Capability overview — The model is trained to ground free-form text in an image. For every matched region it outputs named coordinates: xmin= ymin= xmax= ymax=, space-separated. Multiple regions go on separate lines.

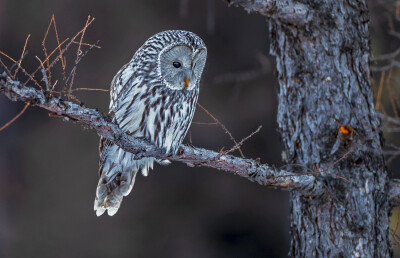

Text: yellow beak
xmin=184 ymin=78 xmax=190 ymax=88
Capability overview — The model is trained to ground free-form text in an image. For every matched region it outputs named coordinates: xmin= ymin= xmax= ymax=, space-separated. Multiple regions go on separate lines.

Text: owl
xmin=94 ymin=30 xmax=207 ymax=216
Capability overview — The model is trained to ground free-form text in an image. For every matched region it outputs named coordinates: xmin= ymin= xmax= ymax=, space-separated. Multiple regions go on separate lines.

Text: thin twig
xmin=192 ymin=121 xmax=218 ymax=125
xmin=385 ymin=69 xmax=399 ymax=118
xmin=66 ymin=15 xmax=92 ymax=98
xmin=387 ymin=150 xmax=400 ymax=163
xmin=197 ymin=102 xmax=245 ymax=157
xmin=371 ymin=60 xmax=400 ymax=72
xmin=72 ymin=88 xmax=108 ymax=92
xmin=42 ymin=15 xmax=53 ymax=86
xmin=373 ymin=47 xmax=400 ymax=61
xmin=378 ymin=112 xmax=400 ymax=126
xmin=42 ymin=14 xmax=66 ymax=83
xmin=35 ymin=56 xmax=50 ymax=90
xmin=375 ymin=71 xmax=385 ymax=111
xmin=32 ymin=38 xmax=69 ymax=88
xmin=0 ymin=58 xmax=12 ymax=77
xmin=0 ymin=103 xmax=30 ymax=132
xmin=0 ymin=50 xmax=18 ymax=63
xmin=71 ymin=41 xmax=101 ymax=48
xmin=13 ymin=34 xmax=30 ymax=78
xmin=213 ymin=53 xmax=269 ymax=85
xmin=24 ymin=16 xmax=95 ymax=87
xmin=0 ymin=49 xmax=43 ymax=90
xmin=224 ymin=125 xmax=262 ymax=155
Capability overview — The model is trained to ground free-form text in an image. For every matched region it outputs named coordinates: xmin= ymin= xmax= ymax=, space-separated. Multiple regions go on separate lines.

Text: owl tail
xmin=94 ymin=139 xmax=154 ymax=216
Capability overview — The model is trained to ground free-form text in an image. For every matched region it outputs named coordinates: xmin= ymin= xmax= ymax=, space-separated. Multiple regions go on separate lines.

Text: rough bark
xmin=230 ymin=0 xmax=392 ymax=257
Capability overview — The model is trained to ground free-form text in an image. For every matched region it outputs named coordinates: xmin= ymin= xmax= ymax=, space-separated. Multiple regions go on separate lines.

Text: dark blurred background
xmin=0 ymin=0 xmax=400 ymax=257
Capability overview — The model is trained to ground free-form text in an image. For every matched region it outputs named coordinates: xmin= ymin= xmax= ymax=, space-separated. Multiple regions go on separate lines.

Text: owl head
xmin=139 ymin=30 xmax=207 ymax=91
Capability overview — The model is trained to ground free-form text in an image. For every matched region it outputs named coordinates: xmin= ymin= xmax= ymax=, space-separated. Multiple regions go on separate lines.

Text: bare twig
xmin=213 ymin=53 xmax=270 ymax=84
xmin=0 ymin=49 xmax=43 ymax=90
xmin=42 ymin=14 xmax=66 ymax=84
xmin=35 ymin=56 xmax=50 ymax=90
xmin=24 ymin=16 xmax=95 ymax=87
xmin=224 ymin=125 xmax=262 ymax=155
xmin=0 ymin=102 xmax=30 ymax=132
xmin=0 ymin=50 xmax=17 ymax=63
xmin=385 ymin=69 xmax=399 ymax=118
xmin=197 ymin=102 xmax=245 ymax=157
xmin=65 ymin=38 xmax=100 ymax=97
xmin=66 ymin=15 xmax=92 ymax=98
xmin=71 ymin=87 xmax=108 ymax=92
xmin=0 ymin=58 xmax=12 ymax=77
xmin=371 ymin=60 xmax=400 ymax=72
xmin=373 ymin=48 xmax=400 ymax=61
xmin=375 ymin=71 xmax=385 ymax=111
xmin=378 ymin=112 xmax=400 ymax=126
xmin=13 ymin=34 xmax=30 ymax=78
xmin=192 ymin=121 xmax=218 ymax=125
xmin=71 ymin=41 xmax=101 ymax=48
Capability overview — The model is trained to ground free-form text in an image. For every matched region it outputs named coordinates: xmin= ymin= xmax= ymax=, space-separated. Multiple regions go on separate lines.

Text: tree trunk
xmin=267 ymin=0 xmax=392 ymax=256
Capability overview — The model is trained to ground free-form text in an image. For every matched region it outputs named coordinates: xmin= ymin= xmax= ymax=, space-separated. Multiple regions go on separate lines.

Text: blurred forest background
xmin=0 ymin=0 xmax=400 ymax=257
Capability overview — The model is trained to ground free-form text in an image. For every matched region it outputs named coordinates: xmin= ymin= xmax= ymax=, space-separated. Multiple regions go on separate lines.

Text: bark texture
xmin=231 ymin=0 xmax=392 ymax=256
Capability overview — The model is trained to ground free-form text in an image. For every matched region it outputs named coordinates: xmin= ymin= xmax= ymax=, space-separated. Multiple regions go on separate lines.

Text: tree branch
xmin=0 ymin=72 xmax=324 ymax=195
xmin=227 ymin=0 xmax=312 ymax=25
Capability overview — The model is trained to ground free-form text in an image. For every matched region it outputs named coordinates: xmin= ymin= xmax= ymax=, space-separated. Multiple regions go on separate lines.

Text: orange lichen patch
xmin=184 ymin=78 xmax=190 ymax=88
xmin=339 ymin=125 xmax=353 ymax=135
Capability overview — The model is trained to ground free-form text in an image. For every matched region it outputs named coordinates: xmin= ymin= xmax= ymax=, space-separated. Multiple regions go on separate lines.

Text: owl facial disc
xmin=158 ymin=43 xmax=206 ymax=91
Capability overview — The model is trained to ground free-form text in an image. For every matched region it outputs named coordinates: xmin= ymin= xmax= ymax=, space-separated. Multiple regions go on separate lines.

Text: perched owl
xmin=94 ymin=30 xmax=207 ymax=216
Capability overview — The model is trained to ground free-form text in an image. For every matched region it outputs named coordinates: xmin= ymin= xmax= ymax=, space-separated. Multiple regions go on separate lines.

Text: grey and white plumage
xmin=94 ymin=30 xmax=207 ymax=216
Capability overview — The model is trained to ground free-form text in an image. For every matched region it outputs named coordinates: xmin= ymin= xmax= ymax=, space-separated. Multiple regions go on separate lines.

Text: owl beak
xmin=184 ymin=78 xmax=190 ymax=88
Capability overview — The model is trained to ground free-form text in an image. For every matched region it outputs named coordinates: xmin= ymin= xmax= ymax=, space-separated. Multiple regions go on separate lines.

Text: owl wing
xmin=98 ymin=60 xmax=144 ymax=176
xmin=95 ymin=60 xmax=152 ymax=216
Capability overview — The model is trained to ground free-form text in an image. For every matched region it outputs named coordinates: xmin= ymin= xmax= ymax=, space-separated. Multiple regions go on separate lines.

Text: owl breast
xmin=120 ymin=81 xmax=198 ymax=154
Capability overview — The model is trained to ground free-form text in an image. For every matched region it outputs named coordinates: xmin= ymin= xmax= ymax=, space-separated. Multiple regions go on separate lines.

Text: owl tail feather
xmin=94 ymin=153 xmax=156 ymax=216
xmin=94 ymin=169 xmax=138 ymax=216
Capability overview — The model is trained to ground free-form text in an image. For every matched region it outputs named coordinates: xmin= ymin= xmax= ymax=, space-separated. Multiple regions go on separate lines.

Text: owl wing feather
xmin=95 ymin=60 xmax=153 ymax=216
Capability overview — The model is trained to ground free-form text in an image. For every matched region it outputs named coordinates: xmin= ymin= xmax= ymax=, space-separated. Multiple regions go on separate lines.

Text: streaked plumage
xmin=94 ymin=30 xmax=207 ymax=216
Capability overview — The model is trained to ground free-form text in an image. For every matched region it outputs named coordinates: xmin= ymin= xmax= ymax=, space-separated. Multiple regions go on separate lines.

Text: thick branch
xmin=228 ymin=0 xmax=312 ymax=25
xmin=0 ymin=72 xmax=323 ymax=194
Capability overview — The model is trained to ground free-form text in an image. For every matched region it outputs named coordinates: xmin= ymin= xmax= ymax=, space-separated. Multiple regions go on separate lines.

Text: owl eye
xmin=172 ymin=61 xmax=181 ymax=68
